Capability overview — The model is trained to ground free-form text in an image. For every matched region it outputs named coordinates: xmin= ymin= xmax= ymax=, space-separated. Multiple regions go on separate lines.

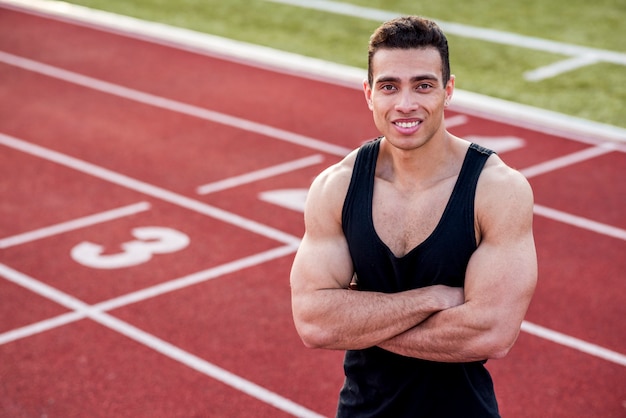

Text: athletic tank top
xmin=338 ymin=138 xmax=500 ymax=418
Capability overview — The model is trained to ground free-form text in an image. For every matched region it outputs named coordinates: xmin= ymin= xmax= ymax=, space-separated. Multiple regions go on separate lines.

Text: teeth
xmin=395 ymin=121 xmax=420 ymax=128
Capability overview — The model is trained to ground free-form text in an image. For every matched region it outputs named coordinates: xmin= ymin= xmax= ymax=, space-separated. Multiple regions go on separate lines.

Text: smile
xmin=394 ymin=120 xmax=421 ymax=128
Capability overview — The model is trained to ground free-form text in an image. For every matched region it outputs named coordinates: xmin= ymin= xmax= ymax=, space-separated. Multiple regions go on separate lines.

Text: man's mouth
xmin=394 ymin=120 xmax=421 ymax=128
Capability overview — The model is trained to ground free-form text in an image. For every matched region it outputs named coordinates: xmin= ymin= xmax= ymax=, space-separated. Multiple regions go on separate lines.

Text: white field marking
xmin=510 ymin=143 xmax=624 ymax=240
xmin=521 ymin=321 xmax=626 ymax=367
xmin=466 ymin=136 xmax=525 ymax=154
xmin=95 ymin=313 xmax=326 ymax=418
xmin=533 ymin=205 xmax=626 ymax=242
xmin=0 ymin=262 xmax=324 ymax=418
xmin=520 ymin=142 xmax=619 ymax=179
xmin=0 ymin=264 xmax=94 ymax=312
xmin=93 ymin=244 xmax=297 ymax=312
xmin=0 ymin=245 xmax=295 ymax=342
xmin=3 ymin=250 xmax=625 ymax=371
xmin=197 ymin=154 xmax=324 ymax=195
xmin=450 ymin=90 xmax=626 ymax=145
xmin=0 ymin=133 xmax=301 ymax=247
xmin=0 ymin=201 xmax=151 ymax=249
xmin=444 ymin=114 xmax=469 ymax=129
xmin=0 ymin=51 xmax=351 ymax=158
xmin=263 ymin=0 xmax=626 ymax=71
xmin=259 ymin=189 xmax=309 ymax=213
xmin=2 ymin=0 xmax=625 ymax=144
xmin=524 ymin=54 xmax=601 ymax=82
xmin=0 ymin=311 xmax=86 ymax=346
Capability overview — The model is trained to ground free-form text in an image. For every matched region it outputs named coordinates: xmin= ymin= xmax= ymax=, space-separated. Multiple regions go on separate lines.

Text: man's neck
xmin=377 ymin=132 xmax=466 ymax=191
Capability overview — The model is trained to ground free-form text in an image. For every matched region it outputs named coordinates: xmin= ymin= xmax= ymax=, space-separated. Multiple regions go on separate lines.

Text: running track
xmin=0 ymin=2 xmax=625 ymax=417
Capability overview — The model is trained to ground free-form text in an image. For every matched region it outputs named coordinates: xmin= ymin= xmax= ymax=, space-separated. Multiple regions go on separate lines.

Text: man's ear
xmin=363 ymin=79 xmax=373 ymax=110
xmin=444 ymin=74 xmax=455 ymax=107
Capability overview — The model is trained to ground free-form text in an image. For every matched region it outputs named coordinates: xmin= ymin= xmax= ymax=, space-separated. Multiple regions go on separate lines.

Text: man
xmin=290 ymin=16 xmax=537 ymax=417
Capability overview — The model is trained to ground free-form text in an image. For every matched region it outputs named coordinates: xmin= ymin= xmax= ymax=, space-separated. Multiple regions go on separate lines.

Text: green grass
xmin=64 ymin=0 xmax=626 ymax=129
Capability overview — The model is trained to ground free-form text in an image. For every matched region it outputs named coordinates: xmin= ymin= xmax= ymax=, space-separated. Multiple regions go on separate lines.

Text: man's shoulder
xmin=480 ymin=154 xmax=532 ymax=194
xmin=312 ymin=147 xmax=359 ymax=192
xmin=475 ymin=153 xmax=534 ymax=234
xmin=304 ymin=147 xmax=360 ymax=223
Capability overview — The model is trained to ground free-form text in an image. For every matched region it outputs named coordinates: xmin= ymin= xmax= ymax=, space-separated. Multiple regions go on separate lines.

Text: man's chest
xmin=372 ymin=179 xmax=455 ymax=258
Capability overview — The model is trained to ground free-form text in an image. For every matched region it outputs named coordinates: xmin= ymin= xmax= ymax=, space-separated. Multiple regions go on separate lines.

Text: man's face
xmin=364 ymin=47 xmax=454 ymax=151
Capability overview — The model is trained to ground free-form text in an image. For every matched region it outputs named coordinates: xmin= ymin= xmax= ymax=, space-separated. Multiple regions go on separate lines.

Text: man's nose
xmin=394 ymin=90 xmax=418 ymax=113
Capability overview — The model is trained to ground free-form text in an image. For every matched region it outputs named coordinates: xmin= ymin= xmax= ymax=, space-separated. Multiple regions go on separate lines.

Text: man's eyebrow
xmin=411 ymin=74 xmax=439 ymax=82
xmin=374 ymin=75 xmax=400 ymax=84
xmin=374 ymin=74 xmax=440 ymax=84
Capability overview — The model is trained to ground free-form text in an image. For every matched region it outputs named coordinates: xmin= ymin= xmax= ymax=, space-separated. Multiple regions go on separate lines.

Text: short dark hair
xmin=367 ymin=16 xmax=450 ymax=87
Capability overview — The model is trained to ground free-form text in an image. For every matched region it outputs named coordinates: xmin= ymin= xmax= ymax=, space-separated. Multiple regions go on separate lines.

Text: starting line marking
xmin=533 ymin=205 xmax=626 ymax=242
xmin=521 ymin=321 xmax=626 ymax=367
xmin=0 ymin=258 xmax=324 ymax=418
xmin=0 ymin=201 xmax=151 ymax=249
xmin=0 ymin=245 xmax=296 ymax=345
xmin=197 ymin=154 xmax=324 ymax=195
xmin=0 ymin=132 xmax=302 ymax=248
xmin=520 ymin=142 xmax=619 ymax=179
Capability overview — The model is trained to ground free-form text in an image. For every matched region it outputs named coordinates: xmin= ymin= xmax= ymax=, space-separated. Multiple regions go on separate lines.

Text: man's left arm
xmin=378 ymin=161 xmax=538 ymax=362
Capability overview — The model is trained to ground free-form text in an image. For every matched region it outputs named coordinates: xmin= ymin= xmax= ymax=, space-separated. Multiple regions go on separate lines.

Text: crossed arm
xmin=290 ymin=156 xmax=537 ymax=362
xmin=290 ymin=229 xmax=464 ymax=350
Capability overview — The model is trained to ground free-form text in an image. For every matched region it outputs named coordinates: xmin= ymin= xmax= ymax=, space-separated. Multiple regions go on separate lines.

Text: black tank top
xmin=338 ymin=138 xmax=500 ymax=417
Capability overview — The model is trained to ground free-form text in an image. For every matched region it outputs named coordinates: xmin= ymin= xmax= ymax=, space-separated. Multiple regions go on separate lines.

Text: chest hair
xmin=372 ymin=176 xmax=457 ymax=257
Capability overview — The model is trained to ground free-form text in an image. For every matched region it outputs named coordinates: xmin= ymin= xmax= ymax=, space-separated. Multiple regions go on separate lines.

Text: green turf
xmin=62 ymin=0 xmax=626 ymax=129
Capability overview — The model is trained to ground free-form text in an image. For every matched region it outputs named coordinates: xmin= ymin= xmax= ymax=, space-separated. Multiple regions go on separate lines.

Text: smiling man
xmin=290 ymin=16 xmax=538 ymax=417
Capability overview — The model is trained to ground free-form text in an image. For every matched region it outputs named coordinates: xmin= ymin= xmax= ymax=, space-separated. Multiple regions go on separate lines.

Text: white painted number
xmin=71 ymin=226 xmax=190 ymax=269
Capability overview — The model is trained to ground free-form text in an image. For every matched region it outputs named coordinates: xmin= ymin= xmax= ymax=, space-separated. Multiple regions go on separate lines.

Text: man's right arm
xmin=290 ymin=158 xmax=463 ymax=350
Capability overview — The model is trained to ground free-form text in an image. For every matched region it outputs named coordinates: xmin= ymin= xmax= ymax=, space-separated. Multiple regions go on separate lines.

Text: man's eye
xmin=417 ymin=83 xmax=432 ymax=90
xmin=381 ymin=84 xmax=396 ymax=91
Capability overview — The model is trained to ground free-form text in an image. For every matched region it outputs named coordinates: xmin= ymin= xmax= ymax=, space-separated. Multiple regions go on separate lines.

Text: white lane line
xmin=533 ymin=205 xmax=626 ymax=241
xmin=520 ymin=143 xmax=618 ymax=179
xmin=0 ymin=245 xmax=295 ymax=343
xmin=0 ymin=201 xmax=151 ymax=249
xmin=0 ymin=311 xmax=86 ymax=346
xmin=517 ymin=143 xmax=626 ymax=241
xmin=0 ymin=248 xmax=325 ymax=418
xmin=197 ymin=154 xmax=324 ymax=195
xmin=2 ymin=254 xmax=624 ymax=372
xmin=0 ymin=50 xmax=352 ymax=158
xmin=97 ymin=314 xmax=326 ymax=418
xmin=0 ymin=133 xmax=301 ymax=247
xmin=521 ymin=321 xmax=626 ymax=367
xmin=444 ymin=114 xmax=469 ymax=129
xmin=94 ymin=245 xmax=297 ymax=312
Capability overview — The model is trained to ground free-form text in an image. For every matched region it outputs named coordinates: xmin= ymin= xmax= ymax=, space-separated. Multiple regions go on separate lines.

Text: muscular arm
xmin=290 ymin=157 xmax=464 ymax=350
xmin=378 ymin=160 xmax=538 ymax=361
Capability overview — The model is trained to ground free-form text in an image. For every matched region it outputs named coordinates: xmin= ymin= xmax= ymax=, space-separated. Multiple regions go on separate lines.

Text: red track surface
xmin=1 ymin=4 xmax=625 ymax=418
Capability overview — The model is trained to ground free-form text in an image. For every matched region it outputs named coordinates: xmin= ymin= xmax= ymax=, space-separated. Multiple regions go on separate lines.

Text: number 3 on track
xmin=71 ymin=227 xmax=190 ymax=269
